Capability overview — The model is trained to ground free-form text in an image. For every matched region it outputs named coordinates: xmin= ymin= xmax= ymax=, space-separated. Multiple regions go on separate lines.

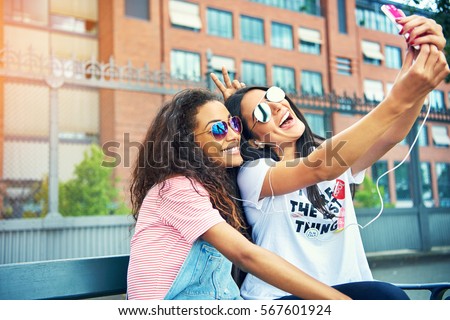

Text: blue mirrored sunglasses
xmin=197 ymin=116 xmax=242 ymax=141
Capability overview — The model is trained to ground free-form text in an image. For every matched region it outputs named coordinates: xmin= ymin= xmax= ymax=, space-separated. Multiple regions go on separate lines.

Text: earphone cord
xmin=357 ymin=93 xmax=433 ymax=230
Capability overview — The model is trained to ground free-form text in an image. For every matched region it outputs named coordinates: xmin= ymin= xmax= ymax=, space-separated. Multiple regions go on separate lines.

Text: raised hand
xmin=210 ymin=66 xmax=245 ymax=102
xmin=390 ymin=44 xmax=449 ymax=105
xmin=396 ymin=15 xmax=446 ymax=51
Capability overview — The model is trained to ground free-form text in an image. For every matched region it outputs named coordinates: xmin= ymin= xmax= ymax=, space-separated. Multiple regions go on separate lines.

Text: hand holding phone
xmin=381 ymin=4 xmax=420 ymax=50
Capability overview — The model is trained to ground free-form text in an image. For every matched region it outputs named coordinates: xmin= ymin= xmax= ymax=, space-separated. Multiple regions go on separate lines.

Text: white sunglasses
xmin=250 ymin=86 xmax=286 ymax=133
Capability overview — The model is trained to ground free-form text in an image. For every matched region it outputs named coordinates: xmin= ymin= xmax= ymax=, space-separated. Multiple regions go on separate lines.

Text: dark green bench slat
xmin=0 ymin=255 xmax=129 ymax=300
xmin=396 ymin=283 xmax=450 ymax=300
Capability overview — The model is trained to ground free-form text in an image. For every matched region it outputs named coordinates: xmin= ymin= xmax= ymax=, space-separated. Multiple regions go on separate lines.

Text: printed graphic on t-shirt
xmin=289 ymin=179 xmax=346 ymax=240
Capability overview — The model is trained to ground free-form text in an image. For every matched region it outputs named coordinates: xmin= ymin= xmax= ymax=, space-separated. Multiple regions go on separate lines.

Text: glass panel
xmin=242 ymin=61 xmax=266 ymax=86
xmin=436 ymin=163 xmax=450 ymax=207
xmin=394 ymin=161 xmax=412 ymax=207
xmin=337 ymin=57 xmax=351 ymax=76
xmin=301 ymin=71 xmax=323 ymax=96
xmin=170 ymin=50 xmax=201 ymax=81
xmin=51 ymin=33 xmax=98 ymax=60
xmin=240 ymin=15 xmax=264 ymax=44
xmin=125 ymin=0 xmax=149 ymax=20
xmin=430 ymin=90 xmax=445 ymax=111
xmin=337 ymin=0 xmax=347 ymax=33
xmin=4 ymin=26 xmax=50 ymax=56
xmin=50 ymin=0 xmax=98 ymax=21
xmin=4 ymin=0 xmax=48 ymax=26
xmin=271 ymin=22 xmax=293 ymax=50
xmin=207 ymin=8 xmax=233 ymax=38
xmin=50 ymin=15 xmax=97 ymax=34
xmin=304 ymin=113 xmax=325 ymax=137
xmin=420 ymin=162 xmax=433 ymax=207
xmin=272 ymin=66 xmax=296 ymax=93
xmin=363 ymin=79 xmax=384 ymax=102
xmin=418 ymin=125 xmax=428 ymax=147
xmin=249 ymin=0 xmax=320 ymax=16
xmin=300 ymin=41 xmax=320 ymax=55
xmin=355 ymin=7 xmax=399 ymax=35
xmin=372 ymin=161 xmax=390 ymax=203
xmin=385 ymin=46 xmax=402 ymax=69
xmin=169 ymin=0 xmax=202 ymax=31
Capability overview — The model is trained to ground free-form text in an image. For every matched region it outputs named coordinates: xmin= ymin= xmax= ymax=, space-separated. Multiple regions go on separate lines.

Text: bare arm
xmin=350 ymin=17 xmax=448 ymax=174
xmin=201 ymin=222 xmax=351 ymax=300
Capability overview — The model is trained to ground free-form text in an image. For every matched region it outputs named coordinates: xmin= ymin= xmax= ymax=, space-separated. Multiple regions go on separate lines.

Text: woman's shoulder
xmin=158 ymin=175 xmax=208 ymax=196
xmin=241 ymin=157 xmax=276 ymax=169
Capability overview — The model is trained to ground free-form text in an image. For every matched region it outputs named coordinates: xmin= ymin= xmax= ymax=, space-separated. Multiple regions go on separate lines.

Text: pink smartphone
xmin=381 ymin=4 xmax=420 ymax=50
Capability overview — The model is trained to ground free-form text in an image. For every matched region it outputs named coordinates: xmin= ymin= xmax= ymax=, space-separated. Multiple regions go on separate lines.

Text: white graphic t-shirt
xmin=238 ymin=158 xmax=373 ymax=300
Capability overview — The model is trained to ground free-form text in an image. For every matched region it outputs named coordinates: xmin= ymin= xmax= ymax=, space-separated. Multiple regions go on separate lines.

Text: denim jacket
xmin=164 ymin=239 xmax=242 ymax=300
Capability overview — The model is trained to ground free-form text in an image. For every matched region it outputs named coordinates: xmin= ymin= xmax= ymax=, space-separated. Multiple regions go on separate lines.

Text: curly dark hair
xmin=129 ymin=88 xmax=247 ymax=234
xmin=225 ymin=86 xmax=328 ymax=214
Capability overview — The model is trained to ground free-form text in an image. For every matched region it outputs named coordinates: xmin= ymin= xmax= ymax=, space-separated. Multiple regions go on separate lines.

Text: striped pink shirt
xmin=127 ymin=176 xmax=224 ymax=300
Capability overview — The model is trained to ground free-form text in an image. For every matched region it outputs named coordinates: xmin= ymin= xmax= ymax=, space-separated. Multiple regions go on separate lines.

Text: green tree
xmin=35 ymin=145 xmax=129 ymax=216
xmin=354 ymin=176 xmax=393 ymax=209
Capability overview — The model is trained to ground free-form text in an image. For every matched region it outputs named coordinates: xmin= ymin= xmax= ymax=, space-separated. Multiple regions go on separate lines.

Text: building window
xmin=207 ymin=8 xmax=233 ymax=39
xmin=420 ymin=162 xmax=433 ymax=207
xmin=272 ymin=66 xmax=296 ymax=93
xmin=385 ymin=46 xmax=402 ymax=69
xmin=336 ymin=57 xmax=352 ymax=76
xmin=271 ymin=22 xmax=293 ymax=50
xmin=250 ymin=0 xmax=320 ymax=16
xmin=431 ymin=126 xmax=450 ymax=148
xmin=362 ymin=41 xmax=384 ymax=66
xmin=242 ymin=61 xmax=266 ymax=86
xmin=363 ymin=79 xmax=384 ymax=103
xmin=394 ymin=161 xmax=412 ymax=207
xmin=170 ymin=50 xmax=201 ymax=81
xmin=430 ymin=90 xmax=446 ymax=112
xmin=5 ymin=26 xmax=50 ymax=56
xmin=301 ymin=71 xmax=323 ymax=96
xmin=240 ymin=15 xmax=264 ymax=44
xmin=298 ymin=27 xmax=321 ymax=55
xmin=210 ymin=56 xmax=236 ymax=82
xmin=125 ymin=0 xmax=149 ymax=20
xmin=337 ymin=0 xmax=347 ymax=34
xmin=356 ymin=7 xmax=399 ymax=35
xmin=169 ymin=0 xmax=202 ymax=31
xmin=50 ymin=0 xmax=98 ymax=34
xmin=371 ymin=161 xmax=390 ymax=203
xmin=436 ymin=162 xmax=450 ymax=207
xmin=304 ymin=113 xmax=325 ymax=137
xmin=4 ymin=0 xmax=48 ymax=26
xmin=51 ymin=33 xmax=98 ymax=60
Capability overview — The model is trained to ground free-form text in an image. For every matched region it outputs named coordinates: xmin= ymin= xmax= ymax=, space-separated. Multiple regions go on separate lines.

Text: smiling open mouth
xmin=222 ymin=145 xmax=240 ymax=154
xmin=279 ymin=112 xmax=294 ymax=128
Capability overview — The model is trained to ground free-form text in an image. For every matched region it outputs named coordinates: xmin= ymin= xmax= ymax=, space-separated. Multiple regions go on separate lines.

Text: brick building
xmin=1 ymin=0 xmax=449 ymax=217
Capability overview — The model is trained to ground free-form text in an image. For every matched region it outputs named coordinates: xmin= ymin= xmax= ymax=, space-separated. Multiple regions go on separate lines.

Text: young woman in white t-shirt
xmin=211 ymin=16 xmax=448 ymax=299
xmin=127 ymin=88 xmax=352 ymax=300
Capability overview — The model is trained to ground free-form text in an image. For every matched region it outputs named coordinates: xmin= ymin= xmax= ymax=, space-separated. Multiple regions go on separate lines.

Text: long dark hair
xmin=130 ymin=88 xmax=247 ymax=233
xmin=225 ymin=86 xmax=328 ymax=213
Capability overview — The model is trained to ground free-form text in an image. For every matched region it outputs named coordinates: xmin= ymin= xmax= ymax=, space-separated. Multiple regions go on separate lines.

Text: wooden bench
xmin=0 ymin=255 xmax=449 ymax=300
